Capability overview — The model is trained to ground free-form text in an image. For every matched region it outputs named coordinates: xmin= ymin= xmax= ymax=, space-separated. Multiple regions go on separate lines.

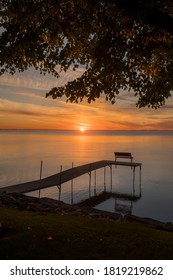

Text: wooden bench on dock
xmin=114 ymin=152 xmax=133 ymax=166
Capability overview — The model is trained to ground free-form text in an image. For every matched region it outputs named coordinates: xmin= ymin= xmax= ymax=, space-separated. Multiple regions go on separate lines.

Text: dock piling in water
xmin=38 ymin=159 xmax=43 ymax=198
xmin=71 ymin=162 xmax=74 ymax=204
xmin=57 ymin=165 xmax=62 ymax=200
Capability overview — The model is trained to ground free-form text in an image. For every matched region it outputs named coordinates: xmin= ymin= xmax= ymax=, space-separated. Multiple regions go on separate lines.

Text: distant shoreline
xmin=1 ymin=129 xmax=173 ymax=136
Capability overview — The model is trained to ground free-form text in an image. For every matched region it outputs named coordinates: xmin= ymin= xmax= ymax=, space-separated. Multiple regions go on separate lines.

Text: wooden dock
xmin=0 ymin=160 xmax=142 ymax=195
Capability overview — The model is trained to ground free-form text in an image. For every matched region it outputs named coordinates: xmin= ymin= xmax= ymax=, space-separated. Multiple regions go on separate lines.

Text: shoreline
xmin=1 ymin=192 xmax=173 ymax=232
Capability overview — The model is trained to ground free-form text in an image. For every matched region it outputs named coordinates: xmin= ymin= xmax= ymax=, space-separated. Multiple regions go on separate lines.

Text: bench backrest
xmin=114 ymin=152 xmax=133 ymax=161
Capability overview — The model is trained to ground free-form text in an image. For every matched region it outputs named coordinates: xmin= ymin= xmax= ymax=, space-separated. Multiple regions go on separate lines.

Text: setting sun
xmin=80 ymin=127 xmax=85 ymax=132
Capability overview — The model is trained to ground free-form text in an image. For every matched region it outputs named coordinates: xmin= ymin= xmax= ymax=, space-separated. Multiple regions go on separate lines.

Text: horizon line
xmin=1 ymin=128 xmax=173 ymax=132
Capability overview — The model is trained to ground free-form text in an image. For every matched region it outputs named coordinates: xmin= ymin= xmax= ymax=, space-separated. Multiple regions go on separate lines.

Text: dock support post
xmin=57 ymin=165 xmax=62 ymax=200
xmin=88 ymin=164 xmax=92 ymax=198
xmin=139 ymin=165 xmax=142 ymax=196
xmin=94 ymin=170 xmax=96 ymax=195
xmin=109 ymin=165 xmax=113 ymax=192
xmin=71 ymin=162 xmax=74 ymax=204
xmin=39 ymin=160 xmax=43 ymax=198
xmin=104 ymin=166 xmax=106 ymax=191
xmin=88 ymin=170 xmax=91 ymax=198
xmin=133 ymin=166 xmax=135 ymax=195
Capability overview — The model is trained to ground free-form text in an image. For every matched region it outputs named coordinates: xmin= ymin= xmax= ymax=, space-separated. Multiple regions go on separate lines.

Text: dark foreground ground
xmin=0 ymin=193 xmax=173 ymax=259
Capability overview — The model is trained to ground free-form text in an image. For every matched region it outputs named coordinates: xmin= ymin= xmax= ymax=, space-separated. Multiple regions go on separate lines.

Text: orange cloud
xmin=0 ymin=69 xmax=173 ymax=131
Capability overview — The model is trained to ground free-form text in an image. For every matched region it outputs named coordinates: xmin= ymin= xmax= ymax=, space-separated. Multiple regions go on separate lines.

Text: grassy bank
xmin=0 ymin=205 xmax=173 ymax=259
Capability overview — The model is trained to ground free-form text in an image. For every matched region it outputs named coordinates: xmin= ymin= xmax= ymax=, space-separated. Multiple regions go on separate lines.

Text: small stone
xmin=47 ymin=236 xmax=53 ymax=240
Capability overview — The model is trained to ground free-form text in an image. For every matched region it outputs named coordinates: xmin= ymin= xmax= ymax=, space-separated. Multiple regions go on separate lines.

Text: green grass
xmin=0 ymin=205 xmax=173 ymax=259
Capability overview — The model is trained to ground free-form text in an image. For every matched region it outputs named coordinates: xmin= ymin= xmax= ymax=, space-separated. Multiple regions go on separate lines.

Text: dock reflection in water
xmin=77 ymin=190 xmax=142 ymax=217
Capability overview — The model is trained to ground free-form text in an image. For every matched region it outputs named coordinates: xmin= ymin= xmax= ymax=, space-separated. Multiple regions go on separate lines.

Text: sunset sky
xmin=0 ymin=67 xmax=173 ymax=131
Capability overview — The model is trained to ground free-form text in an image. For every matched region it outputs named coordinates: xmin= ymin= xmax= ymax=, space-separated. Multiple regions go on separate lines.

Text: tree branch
xmin=116 ymin=0 xmax=173 ymax=35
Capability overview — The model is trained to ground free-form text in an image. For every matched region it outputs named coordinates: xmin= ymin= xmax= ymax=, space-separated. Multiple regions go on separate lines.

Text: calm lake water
xmin=0 ymin=130 xmax=173 ymax=222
